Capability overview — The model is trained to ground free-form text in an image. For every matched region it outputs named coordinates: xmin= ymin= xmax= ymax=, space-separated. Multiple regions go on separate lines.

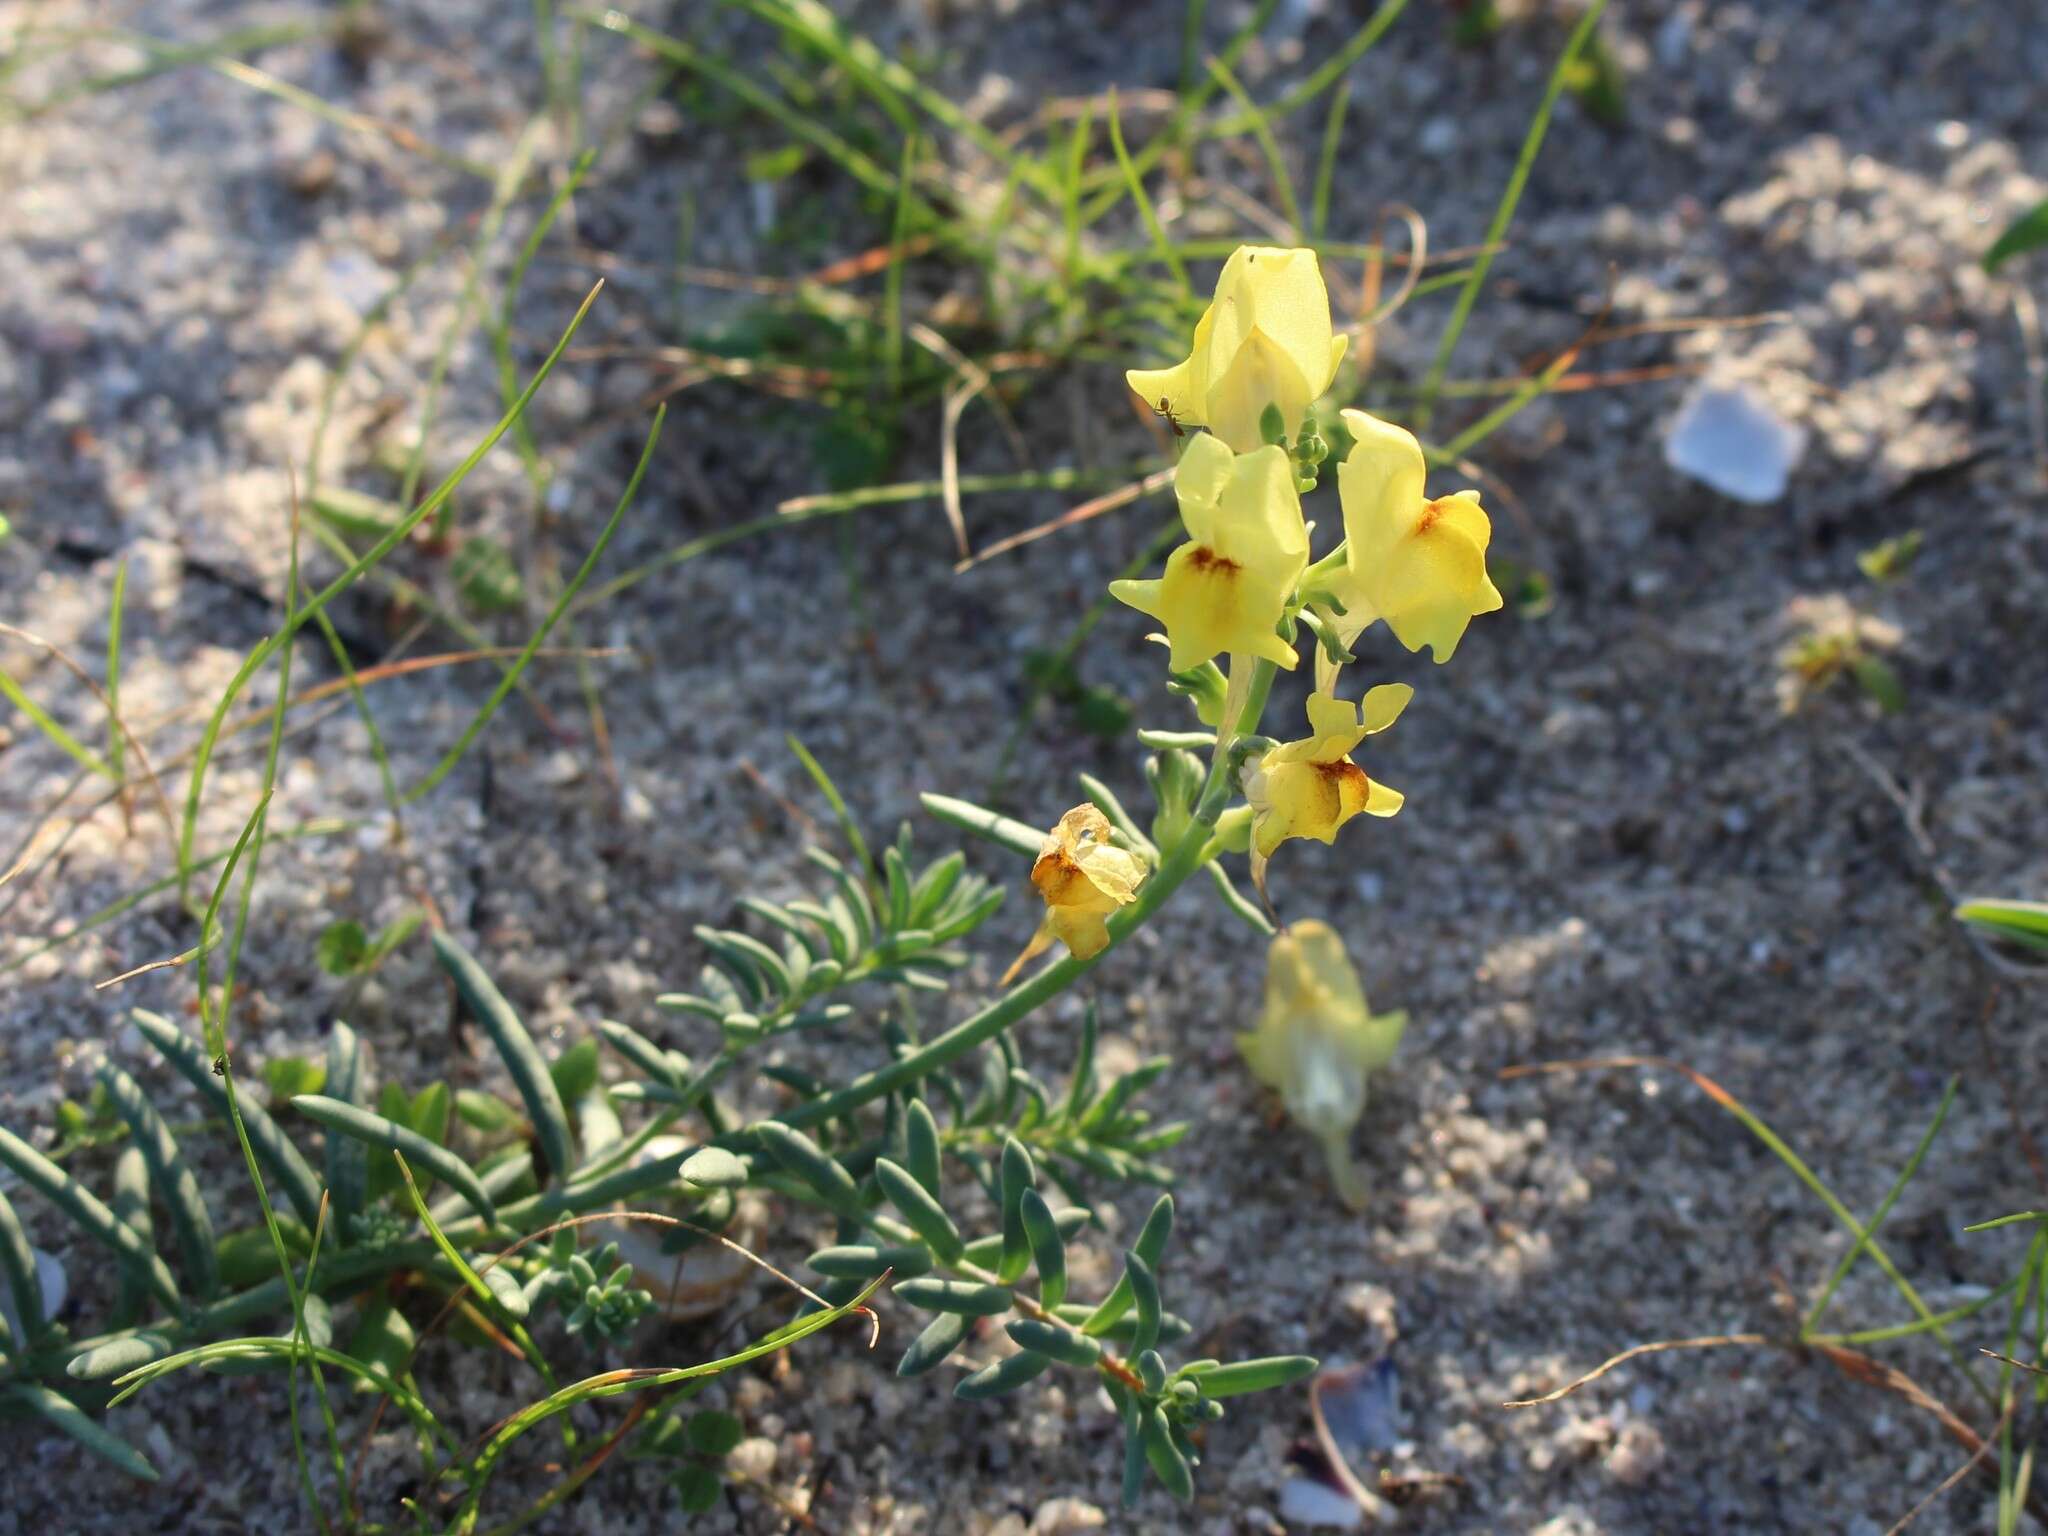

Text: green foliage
xmin=1984 ymin=197 xmax=2048 ymax=271
xmin=450 ymin=534 xmax=524 ymax=614
xmin=1857 ymin=529 xmax=1923 ymax=584
xmin=315 ymin=909 xmax=422 ymax=977
xmin=1955 ymin=897 xmax=2048 ymax=955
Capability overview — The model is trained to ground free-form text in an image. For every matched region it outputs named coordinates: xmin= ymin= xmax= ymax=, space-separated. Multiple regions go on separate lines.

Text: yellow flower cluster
xmin=1013 ymin=242 xmax=1501 ymax=971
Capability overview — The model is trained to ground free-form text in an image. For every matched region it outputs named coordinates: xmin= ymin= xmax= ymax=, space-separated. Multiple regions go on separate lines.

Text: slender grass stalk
xmin=176 ymin=282 xmax=603 ymax=895
xmin=773 ymin=660 xmax=1278 ymax=1135
xmin=0 ymin=668 xmax=116 ymax=779
xmin=493 ymin=148 xmax=598 ymax=501
xmin=1204 ymin=55 xmax=1302 ymax=238
xmin=450 ymin=1276 xmax=883 ymax=1533
xmin=105 ymin=557 xmax=127 ymax=781
xmin=1800 ymin=1076 xmax=1958 ymax=1338
xmin=1413 ymin=0 xmax=1608 ymax=432
xmin=407 ymin=117 xmax=546 ymax=528
xmin=407 ymin=408 xmax=666 ymax=801
xmin=1108 ymin=92 xmax=1188 ymax=299
xmin=1205 ymin=0 xmax=1408 ymax=138
xmin=883 ymin=136 xmax=920 ymax=400
xmin=1309 ymin=77 xmax=1352 ymax=241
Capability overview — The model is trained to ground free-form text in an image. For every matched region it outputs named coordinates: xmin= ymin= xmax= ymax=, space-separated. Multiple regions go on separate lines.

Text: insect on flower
xmin=1153 ymin=396 xmax=1186 ymax=437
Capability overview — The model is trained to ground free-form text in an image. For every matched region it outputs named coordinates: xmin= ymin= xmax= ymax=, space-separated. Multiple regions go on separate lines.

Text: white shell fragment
xmin=1279 ymin=1476 xmax=1367 ymax=1529
xmin=1664 ymin=381 xmax=1808 ymax=503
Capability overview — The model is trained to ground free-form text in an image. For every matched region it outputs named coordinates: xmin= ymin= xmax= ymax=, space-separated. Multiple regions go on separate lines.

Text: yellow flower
xmin=1109 ymin=433 xmax=1307 ymax=673
xmin=1128 ymin=246 xmax=1349 ymax=454
xmin=1001 ymin=806 xmax=1148 ymax=982
xmin=1244 ymin=686 xmax=1409 ymax=879
xmin=1331 ymin=408 xmax=1503 ymax=663
xmin=1236 ymin=920 xmax=1405 ymax=1210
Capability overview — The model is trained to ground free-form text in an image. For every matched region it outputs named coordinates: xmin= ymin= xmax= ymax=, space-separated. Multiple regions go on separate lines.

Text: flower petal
xmin=1358 ymin=682 xmax=1413 ymax=734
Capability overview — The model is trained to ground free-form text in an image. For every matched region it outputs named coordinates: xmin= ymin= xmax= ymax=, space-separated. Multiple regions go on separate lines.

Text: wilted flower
xmin=1128 ymin=246 xmax=1349 ymax=454
xmin=1002 ymin=805 xmax=1148 ymax=981
xmin=1331 ymin=408 xmax=1502 ymax=663
xmin=1236 ymin=920 xmax=1405 ymax=1209
xmin=1110 ymin=433 xmax=1307 ymax=673
xmin=1243 ymin=686 xmax=1408 ymax=891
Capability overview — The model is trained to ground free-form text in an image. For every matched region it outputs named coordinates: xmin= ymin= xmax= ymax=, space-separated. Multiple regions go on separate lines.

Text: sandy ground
xmin=4 ymin=0 xmax=2048 ymax=1531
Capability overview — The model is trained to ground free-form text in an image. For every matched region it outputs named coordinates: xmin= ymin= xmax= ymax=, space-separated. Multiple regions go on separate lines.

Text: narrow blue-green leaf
xmin=964 ymin=1206 xmax=1089 ymax=1269
xmin=1019 ymin=1188 xmax=1067 ymax=1309
xmin=11 ymin=1383 xmax=157 ymax=1481
xmin=1006 ymin=1317 xmax=1099 ymax=1367
xmin=680 ymin=1146 xmax=747 ymax=1190
xmin=894 ymin=1278 xmax=1013 ymax=1316
xmin=997 ymin=1137 xmax=1036 ymax=1285
xmin=903 ymin=1100 xmax=944 ymax=1198
xmin=1125 ymin=1252 xmax=1161 ymax=1355
xmin=919 ymin=793 xmax=1042 ymax=858
xmin=1184 ymin=1354 xmax=1318 ymax=1397
xmin=789 ymin=735 xmax=876 ymax=886
xmin=130 ymin=1008 xmax=323 ymax=1227
xmin=593 ymin=1017 xmax=685 ymax=1091
xmin=1140 ymin=1402 xmax=1193 ymax=1501
xmin=1083 ymin=1194 xmax=1172 ymax=1336
xmin=0 ymin=1187 xmax=44 ymax=1344
xmin=67 ymin=1331 xmax=175 ymax=1381
xmin=955 ymin=1349 xmax=1052 ymax=1400
xmin=874 ymin=1156 xmax=964 ymax=1263
xmin=323 ymin=1022 xmax=369 ymax=1230
xmin=0 ymin=1125 xmax=178 ymax=1311
xmin=98 ymin=1065 xmax=218 ymax=1299
xmin=808 ymin=1243 xmax=932 ymax=1280
xmin=292 ymin=1096 xmax=495 ymax=1224
xmin=432 ymin=932 xmax=574 ymax=1181
xmin=897 ymin=1310 xmax=970 ymax=1377
xmin=754 ymin=1121 xmax=862 ymax=1217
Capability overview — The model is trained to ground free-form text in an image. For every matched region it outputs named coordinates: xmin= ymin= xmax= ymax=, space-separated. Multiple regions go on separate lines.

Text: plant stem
xmin=775 ymin=660 xmax=1278 ymax=1135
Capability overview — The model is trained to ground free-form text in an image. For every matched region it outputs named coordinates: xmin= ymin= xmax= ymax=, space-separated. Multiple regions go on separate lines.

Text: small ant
xmin=1151 ymin=396 xmax=1185 ymax=437
xmin=212 ymin=1054 xmax=228 ymax=1077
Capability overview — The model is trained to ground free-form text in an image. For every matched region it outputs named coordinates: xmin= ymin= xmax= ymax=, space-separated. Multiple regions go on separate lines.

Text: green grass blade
xmin=491 ymin=146 xmax=597 ymax=497
xmin=455 ymin=1275 xmax=884 ymax=1530
xmin=408 ymin=406 xmax=665 ymax=801
xmin=1985 ymin=198 xmax=2048 ymax=272
xmin=432 ymin=932 xmax=576 ymax=1181
xmin=1413 ymin=0 xmax=1607 ymax=432
xmin=105 ymin=556 xmax=127 ymax=778
xmin=175 ymin=282 xmax=604 ymax=894
xmin=0 ymin=667 xmax=115 ymax=779
xmin=1956 ymin=898 xmax=2048 ymax=953
xmin=1801 ymin=1076 xmax=1959 ymax=1337
xmin=1107 ymin=91 xmax=1188 ymax=298
xmin=1 ymin=820 xmax=353 ymax=978
xmin=1309 ymin=75 xmax=1352 ymax=240
xmin=1207 ymin=0 xmax=1407 ymax=137
xmin=788 ymin=736 xmax=876 ymax=887
xmin=1204 ymin=55 xmax=1302 ymax=237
